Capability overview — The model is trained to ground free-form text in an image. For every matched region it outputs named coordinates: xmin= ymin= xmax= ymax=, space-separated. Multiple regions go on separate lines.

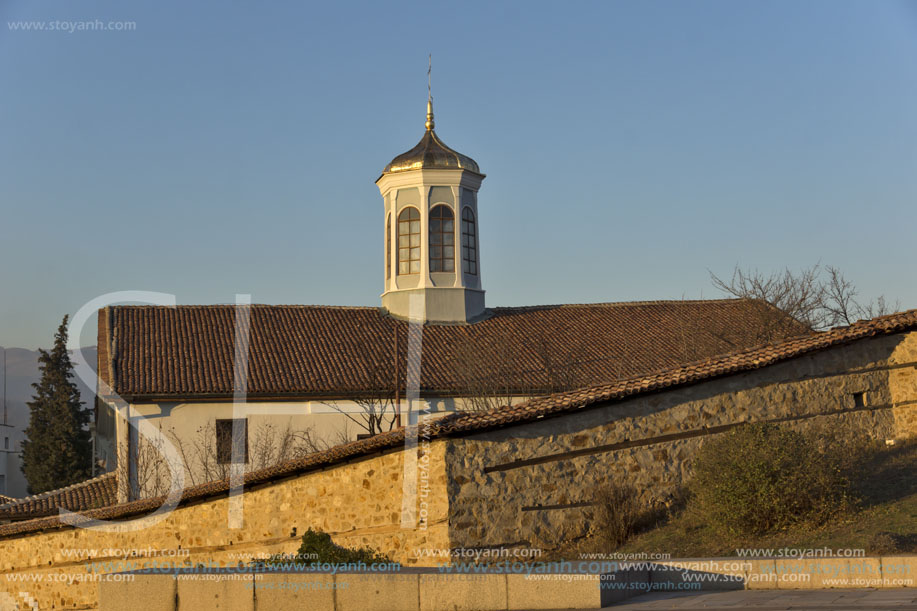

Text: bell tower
xmin=376 ymin=96 xmax=486 ymax=323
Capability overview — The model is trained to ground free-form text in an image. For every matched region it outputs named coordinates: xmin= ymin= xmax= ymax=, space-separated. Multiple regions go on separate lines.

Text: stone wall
xmin=1 ymin=331 xmax=915 ymax=609
xmin=890 ymin=332 xmax=917 ymax=437
xmin=444 ymin=332 xmax=917 ymax=552
xmin=0 ymin=441 xmax=450 ymax=610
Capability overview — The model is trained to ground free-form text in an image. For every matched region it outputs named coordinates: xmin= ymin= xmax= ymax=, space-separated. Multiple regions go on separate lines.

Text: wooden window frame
xmin=397 ymin=207 xmax=421 ymax=275
xmin=461 ymin=206 xmax=478 ymax=276
xmin=429 ymin=204 xmax=455 ymax=273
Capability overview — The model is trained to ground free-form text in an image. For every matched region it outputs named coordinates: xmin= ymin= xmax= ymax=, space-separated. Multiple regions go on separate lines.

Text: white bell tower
xmin=376 ymin=96 xmax=486 ymax=323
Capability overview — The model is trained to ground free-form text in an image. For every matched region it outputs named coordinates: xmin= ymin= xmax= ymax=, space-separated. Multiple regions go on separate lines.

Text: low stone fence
xmin=101 ymin=568 xmax=609 ymax=611
xmin=97 ymin=556 xmax=917 ymax=611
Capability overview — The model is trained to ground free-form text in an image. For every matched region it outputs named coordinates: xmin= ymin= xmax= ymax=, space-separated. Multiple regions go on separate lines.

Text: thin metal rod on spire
xmin=424 ymin=54 xmax=435 ymax=131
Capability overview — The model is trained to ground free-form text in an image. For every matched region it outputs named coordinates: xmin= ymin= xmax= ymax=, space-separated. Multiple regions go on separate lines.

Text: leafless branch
xmin=710 ymin=264 xmax=899 ymax=339
xmin=322 ymin=364 xmax=397 ymax=436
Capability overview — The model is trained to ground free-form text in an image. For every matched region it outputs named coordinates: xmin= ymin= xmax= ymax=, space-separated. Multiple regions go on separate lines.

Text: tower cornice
xmin=375 ymin=167 xmax=485 ymax=194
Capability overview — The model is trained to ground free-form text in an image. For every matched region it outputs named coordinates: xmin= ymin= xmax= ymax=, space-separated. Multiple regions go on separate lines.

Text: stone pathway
xmin=601 ymin=588 xmax=917 ymax=610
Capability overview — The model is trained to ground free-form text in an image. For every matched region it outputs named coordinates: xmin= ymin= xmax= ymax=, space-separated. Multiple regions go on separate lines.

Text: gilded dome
xmin=381 ymin=100 xmax=481 ymax=175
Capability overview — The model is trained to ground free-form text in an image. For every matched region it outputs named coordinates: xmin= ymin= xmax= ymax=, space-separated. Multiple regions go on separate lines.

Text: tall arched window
xmin=397 ymin=208 xmax=421 ymax=274
xmin=461 ymin=207 xmax=477 ymax=275
xmin=429 ymin=205 xmax=455 ymax=273
xmin=386 ymin=213 xmax=392 ymax=279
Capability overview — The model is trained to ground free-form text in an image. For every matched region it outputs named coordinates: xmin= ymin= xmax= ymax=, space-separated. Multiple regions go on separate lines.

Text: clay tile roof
xmin=98 ymin=300 xmax=808 ymax=400
xmin=1 ymin=309 xmax=913 ymax=539
xmin=0 ymin=472 xmax=117 ymax=522
xmin=437 ymin=308 xmax=917 ymax=432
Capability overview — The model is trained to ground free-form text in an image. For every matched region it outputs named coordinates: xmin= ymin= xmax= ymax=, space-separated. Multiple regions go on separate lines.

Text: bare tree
xmin=823 ymin=266 xmax=896 ymax=325
xmin=124 ymin=418 xmax=331 ymax=497
xmin=248 ymin=420 xmax=329 ymax=471
xmin=323 ymin=364 xmax=398 ymax=436
xmin=118 ymin=422 xmax=182 ymax=499
xmin=711 ymin=264 xmax=898 ymax=341
xmin=170 ymin=421 xmax=229 ymax=486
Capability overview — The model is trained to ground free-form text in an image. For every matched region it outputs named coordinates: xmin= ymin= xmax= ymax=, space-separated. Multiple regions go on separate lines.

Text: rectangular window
xmin=398 ymin=208 xmax=422 ymax=274
xmin=216 ymin=419 xmax=249 ymax=464
xmin=461 ymin=207 xmax=477 ymax=275
xmin=429 ymin=205 xmax=455 ymax=272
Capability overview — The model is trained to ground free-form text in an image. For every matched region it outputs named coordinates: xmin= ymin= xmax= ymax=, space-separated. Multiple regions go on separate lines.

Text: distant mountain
xmin=1 ymin=347 xmax=98 ymax=429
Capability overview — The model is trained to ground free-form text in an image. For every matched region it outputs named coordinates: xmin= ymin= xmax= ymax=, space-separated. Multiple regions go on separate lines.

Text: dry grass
xmin=616 ymin=438 xmax=917 ymax=558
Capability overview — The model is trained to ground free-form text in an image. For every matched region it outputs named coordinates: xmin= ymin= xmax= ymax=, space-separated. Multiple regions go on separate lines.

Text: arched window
xmin=429 ymin=205 xmax=455 ymax=273
xmin=461 ymin=207 xmax=477 ymax=275
xmin=397 ymin=208 xmax=421 ymax=275
xmin=386 ymin=213 xmax=392 ymax=279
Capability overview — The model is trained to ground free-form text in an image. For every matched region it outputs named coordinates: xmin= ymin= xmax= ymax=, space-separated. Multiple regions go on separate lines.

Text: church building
xmin=1 ymin=98 xmax=914 ymax=594
xmin=92 ymin=97 xmax=805 ymax=501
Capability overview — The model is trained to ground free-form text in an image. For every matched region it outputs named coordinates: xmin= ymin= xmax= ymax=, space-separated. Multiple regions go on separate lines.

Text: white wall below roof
xmin=102 ymin=395 xmax=533 ymax=500
xmin=98 ymin=397 xmax=439 ymax=499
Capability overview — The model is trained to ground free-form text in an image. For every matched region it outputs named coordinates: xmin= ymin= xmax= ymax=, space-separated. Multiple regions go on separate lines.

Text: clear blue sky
xmin=1 ymin=0 xmax=915 ymax=349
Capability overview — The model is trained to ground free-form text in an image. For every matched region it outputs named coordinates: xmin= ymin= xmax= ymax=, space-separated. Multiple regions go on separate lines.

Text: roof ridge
xmin=109 ymin=298 xmax=751 ymax=312
xmin=490 ymin=298 xmax=752 ymax=310
xmin=110 ymin=304 xmax=382 ymax=310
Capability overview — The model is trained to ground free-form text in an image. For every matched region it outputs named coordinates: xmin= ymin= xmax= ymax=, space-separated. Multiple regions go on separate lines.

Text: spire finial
xmin=425 ymin=54 xmax=435 ymax=131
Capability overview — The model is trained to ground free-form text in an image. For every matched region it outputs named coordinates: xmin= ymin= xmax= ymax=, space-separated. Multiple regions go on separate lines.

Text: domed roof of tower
xmin=381 ymin=99 xmax=481 ymax=175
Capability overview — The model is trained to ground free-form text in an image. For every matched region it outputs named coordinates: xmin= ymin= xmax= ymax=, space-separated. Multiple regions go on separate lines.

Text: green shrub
xmin=689 ymin=423 xmax=852 ymax=536
xmin=294 ymin=528 xmax=391 ymax=565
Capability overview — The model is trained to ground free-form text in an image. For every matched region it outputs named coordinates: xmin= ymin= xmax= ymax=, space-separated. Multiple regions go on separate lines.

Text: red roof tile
xmin=0 ymin=473 xmax=116 ymax=522
xmin=99 ymin=300 xmax=806 ymax=400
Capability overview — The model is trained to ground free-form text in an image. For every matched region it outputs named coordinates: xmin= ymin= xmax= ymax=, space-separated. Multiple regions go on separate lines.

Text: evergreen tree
xmin=21 ymin=316 xmax=91 ymax=494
